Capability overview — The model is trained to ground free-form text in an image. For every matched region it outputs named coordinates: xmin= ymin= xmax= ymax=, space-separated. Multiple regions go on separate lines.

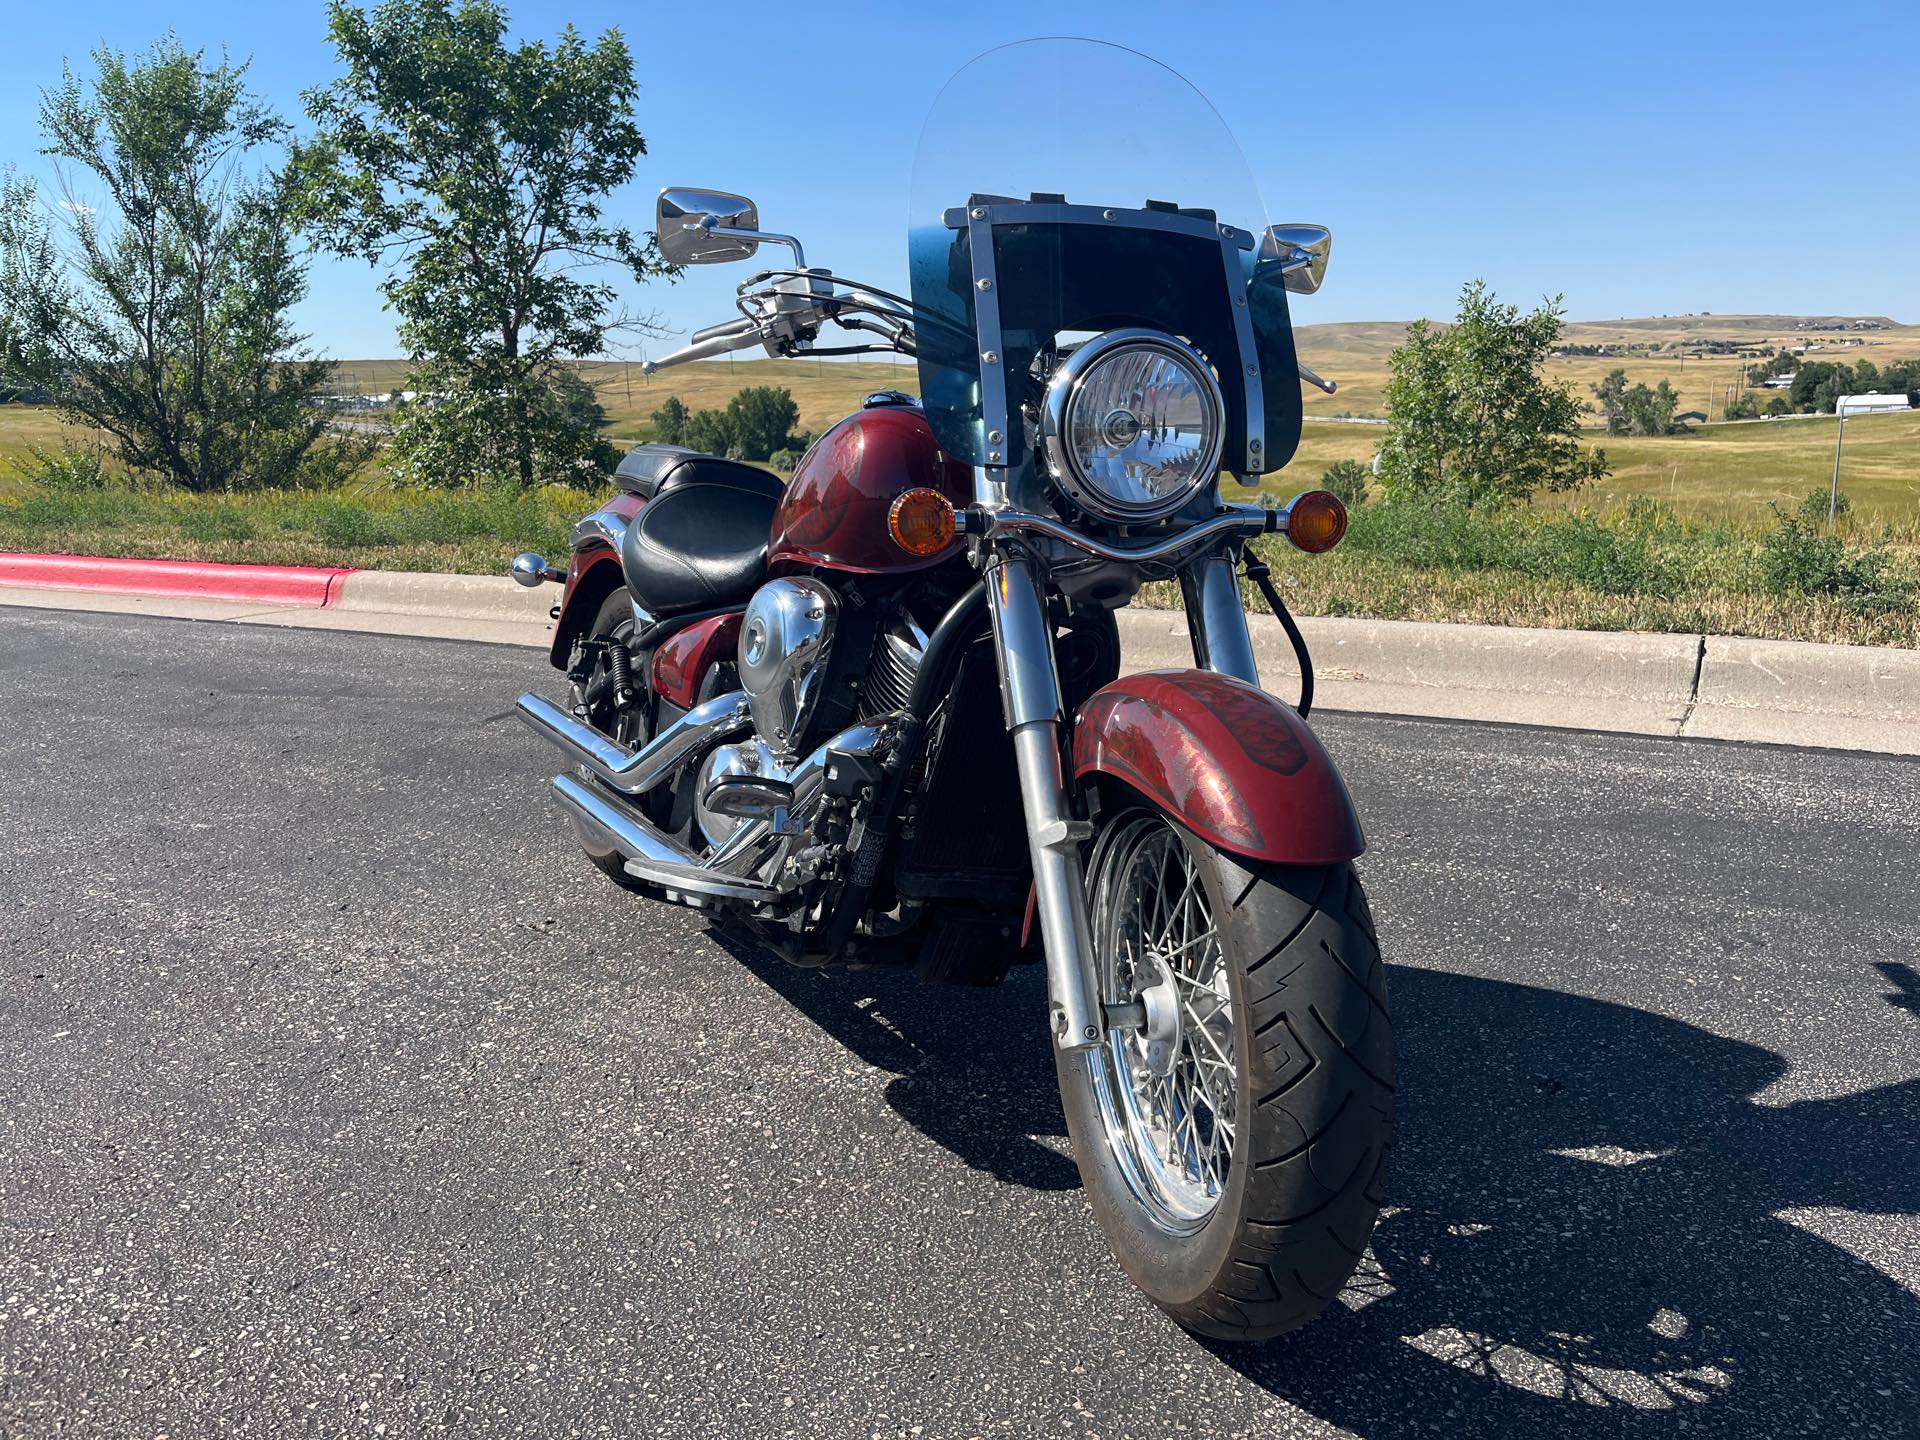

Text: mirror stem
xmin=700 ymin=222 xmax=806 ymax=269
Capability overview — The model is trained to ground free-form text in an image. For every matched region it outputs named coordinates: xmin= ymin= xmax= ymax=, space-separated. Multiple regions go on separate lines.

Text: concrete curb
xmin=3 ymin=557 xmax=1914 ymax=755
xmin=334 ymin=569 xmax=554 ymax=624
xmin=0 ymin=552 xmax=353 ymax=606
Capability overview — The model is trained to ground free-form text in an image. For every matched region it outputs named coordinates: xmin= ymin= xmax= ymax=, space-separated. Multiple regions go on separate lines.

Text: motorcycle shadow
xmin=708 ymin=931 xmax=1078 ymax=1192
xmin=1217 ymin=963 xmax=1920 ymax=1438
xmin=708 ymin=927 xmax=1919 ymax=1435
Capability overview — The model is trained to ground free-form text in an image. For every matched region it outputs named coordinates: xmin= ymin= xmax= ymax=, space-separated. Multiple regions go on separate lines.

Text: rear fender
xmin=1073 ymin=669 xmax=1363 ymax=864
xmin=548 ymin=492 xmax=644 ymax=668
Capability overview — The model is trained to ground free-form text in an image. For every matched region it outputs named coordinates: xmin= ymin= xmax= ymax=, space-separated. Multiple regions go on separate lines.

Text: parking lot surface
xmin=2 ymin=606 xmax=1915 ymax=1438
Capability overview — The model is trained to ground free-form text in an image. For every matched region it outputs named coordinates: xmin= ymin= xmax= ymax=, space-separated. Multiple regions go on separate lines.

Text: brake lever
xmin=1298 ymin=362 xmax=1338 ymax=395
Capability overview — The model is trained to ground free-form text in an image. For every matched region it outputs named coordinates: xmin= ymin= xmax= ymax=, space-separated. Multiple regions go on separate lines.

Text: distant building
xmin=1837 ymin=393 xmax=1914 ymax=416
xmin=1759 ymin=374 xmax=1797 ymax=388
xmin=1673 ymin=410 xmax=1709 ymax=425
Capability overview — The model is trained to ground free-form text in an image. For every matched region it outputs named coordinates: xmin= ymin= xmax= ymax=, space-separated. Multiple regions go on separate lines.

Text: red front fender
xmin=1073 ymin=669 xmax=1364 ymax=864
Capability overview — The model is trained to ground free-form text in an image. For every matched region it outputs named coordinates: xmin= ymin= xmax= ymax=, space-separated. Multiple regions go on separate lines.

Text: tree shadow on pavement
xmin=711 ymin=933 xmax=1078 ymax=1191
xmin=1219 ymin=965 xmax=1920 ymax=1438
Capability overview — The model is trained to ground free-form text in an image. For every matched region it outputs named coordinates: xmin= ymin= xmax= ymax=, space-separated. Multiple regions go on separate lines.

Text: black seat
xmin=613 ymin=444 xmax=783 ymax=503
xmin=620 ymin=469 xmax=780 ymax=617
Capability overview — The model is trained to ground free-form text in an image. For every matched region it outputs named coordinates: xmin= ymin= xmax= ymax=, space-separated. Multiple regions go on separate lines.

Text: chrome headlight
xmin=1040 ymin=328 xmax=1225 ymax=523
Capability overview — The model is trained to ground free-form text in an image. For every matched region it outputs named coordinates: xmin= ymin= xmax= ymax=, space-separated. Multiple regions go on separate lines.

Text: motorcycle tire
xmin=1056 ymin=806 xmax=1393 ymax=1342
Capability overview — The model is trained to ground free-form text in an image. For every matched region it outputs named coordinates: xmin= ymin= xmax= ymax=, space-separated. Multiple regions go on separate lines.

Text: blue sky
xmin=4 ymin=0 xmax=1915 ymax=362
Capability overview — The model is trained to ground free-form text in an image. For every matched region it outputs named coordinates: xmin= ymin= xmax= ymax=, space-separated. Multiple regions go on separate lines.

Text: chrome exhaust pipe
xmin=550 ymin=775 xmax=778 ymax=903
xmin=516 ymin=689 xmax=751 ymax=795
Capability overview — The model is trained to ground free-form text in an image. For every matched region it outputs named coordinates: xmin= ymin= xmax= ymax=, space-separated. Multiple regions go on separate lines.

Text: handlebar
xmin=641 ymin=317 xmax=762 ymax=375
xmin=971 ymin=504 xmax=1280 ymax=563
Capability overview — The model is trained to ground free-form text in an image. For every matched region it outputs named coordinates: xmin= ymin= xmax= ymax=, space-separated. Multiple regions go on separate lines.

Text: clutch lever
xmin=1298 ymin=361 xmax=1338 ymax=395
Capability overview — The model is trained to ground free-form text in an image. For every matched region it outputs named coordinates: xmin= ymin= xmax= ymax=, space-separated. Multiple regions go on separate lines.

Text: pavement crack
xmin=1676 ymin=633 xmax=1707 ymax=734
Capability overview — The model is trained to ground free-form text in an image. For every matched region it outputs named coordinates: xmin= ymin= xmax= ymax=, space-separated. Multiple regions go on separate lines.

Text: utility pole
xmin=1829 ymin=404 xmax=1848 ymax=525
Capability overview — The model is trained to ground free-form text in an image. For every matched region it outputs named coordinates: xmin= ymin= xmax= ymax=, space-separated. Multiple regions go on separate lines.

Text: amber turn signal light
xmin=888 ymin=488 xmax=957 ymax=557
xmin=1284 ymin=489 xmax=1348 ymax=554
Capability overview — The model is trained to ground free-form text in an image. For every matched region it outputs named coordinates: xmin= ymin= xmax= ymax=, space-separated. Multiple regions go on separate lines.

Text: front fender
xmin=1073 ymin=669 xmax=1363 ymax=864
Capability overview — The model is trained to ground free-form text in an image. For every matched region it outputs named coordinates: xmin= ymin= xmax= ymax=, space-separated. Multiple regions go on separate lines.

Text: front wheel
xmin=1057 ymin=807 xmax=1394 ymax=1342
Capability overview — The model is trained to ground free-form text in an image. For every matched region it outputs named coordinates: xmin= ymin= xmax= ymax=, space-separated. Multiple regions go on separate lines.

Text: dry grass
xmin=1245 ymin=548 xmax=1919 ymax=650
xmin=4 ymin=312 xmax=1914 ymax=647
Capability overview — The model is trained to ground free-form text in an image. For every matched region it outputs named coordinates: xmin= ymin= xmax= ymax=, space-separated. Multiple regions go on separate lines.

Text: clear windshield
xmin=908 ymin=39 xmax=1302 ymax=477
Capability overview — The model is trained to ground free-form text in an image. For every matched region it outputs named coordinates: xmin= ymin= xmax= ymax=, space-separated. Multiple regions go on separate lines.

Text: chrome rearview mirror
xmin=1264 ymin=224 xmax=1332 ymax=295
xmin=657 ymin=188 xmax=763 ymax=266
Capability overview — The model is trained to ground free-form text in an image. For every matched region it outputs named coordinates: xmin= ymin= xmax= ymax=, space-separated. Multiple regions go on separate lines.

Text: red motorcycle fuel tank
xmin=768 ymin=403 xmax=973 ymax=576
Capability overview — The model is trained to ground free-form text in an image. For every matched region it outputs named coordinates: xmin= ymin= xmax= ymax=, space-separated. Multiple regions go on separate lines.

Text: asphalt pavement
xmin=1 ymin=605 xmax=1915 ymax=1440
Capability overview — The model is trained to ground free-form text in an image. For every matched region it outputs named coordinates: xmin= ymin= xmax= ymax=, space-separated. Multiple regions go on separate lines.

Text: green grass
xmin=5 ymin=307 xmax=1916 ymax=648
xmin=0 ymin=481 xmax=577 ymax=575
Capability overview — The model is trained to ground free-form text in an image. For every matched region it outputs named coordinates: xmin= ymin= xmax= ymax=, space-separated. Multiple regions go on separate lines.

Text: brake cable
xmin=1239 ymin=547 xmax=1315 ymax=719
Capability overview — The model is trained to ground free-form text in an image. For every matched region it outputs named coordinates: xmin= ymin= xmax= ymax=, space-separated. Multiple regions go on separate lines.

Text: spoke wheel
xmin=1087 ymin=812 xmax=1238 ymax=1235
xmin=1057 ymin=804 xmax=1394 ymax=1342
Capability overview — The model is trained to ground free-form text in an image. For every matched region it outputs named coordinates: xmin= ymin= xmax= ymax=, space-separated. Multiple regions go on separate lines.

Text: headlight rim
xmin=1040 ymin=327 xmax=1226 ymax=524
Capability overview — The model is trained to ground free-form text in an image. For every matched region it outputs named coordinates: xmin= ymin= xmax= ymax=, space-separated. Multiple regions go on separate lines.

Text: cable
xmin=1240 ymin=548 xmax=1314 ymax=719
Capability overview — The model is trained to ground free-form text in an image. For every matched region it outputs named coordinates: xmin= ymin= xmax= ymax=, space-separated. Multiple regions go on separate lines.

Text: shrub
xmin=12 ymin=442 xmax=115 ymax=492
xmin=1318 ymin=458 xmax=1369 ymax=506
xmin=1794 ymin=486 xmax=1848 ymax=526
xmin=177 ymin=505 xmax=258 ymax=542
xmin=767 ymin=448 xmax=799 ymax=472
xmin=1759 ymin=505 xmax=1886 ymax=598
xmin=1526 ymin=515 xmax=1666 ymax=596
xmin=314 ymin=501 xmax=380 ymax=548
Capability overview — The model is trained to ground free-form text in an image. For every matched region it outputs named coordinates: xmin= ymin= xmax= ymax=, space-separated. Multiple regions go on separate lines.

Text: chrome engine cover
xmin=739 ymin=577 xmax=837 ymax=760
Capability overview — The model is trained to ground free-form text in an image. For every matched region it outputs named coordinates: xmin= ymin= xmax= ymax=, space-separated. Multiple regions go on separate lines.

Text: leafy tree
xmin=1377 ymin=280 xmax=1607 ymax=505
xmin=1764 ymin=393 xmax=1792 ymax=417
xmin=1591 ymin=368 xmax=1631 ymax=434
xmin=649 ymin=395 xmax=689 ymax=445
xmin=767 ymin=447 xmax=798 ymax=472
xmin=722 ymin=385 xmax=800 ymax=461
xmin=1318 ymin=458 xmax=1369 ymax=505
xmin=1723 ymin=392 xmax=1759 ymax=421
xmin=1623 ymin=378 xmax=1681 ymax=436
xmin=384 ymin=362 xmax=614 ymax=490
xmin=292 ymin=0 xmax=667 ymax=488
xmin=1745 ymin=348 xmax=1796 ymax=386
xmin=681 ymin=407 xmax=733 ymax=456
xmin=0 ymin=39 xmax=364 ymax=491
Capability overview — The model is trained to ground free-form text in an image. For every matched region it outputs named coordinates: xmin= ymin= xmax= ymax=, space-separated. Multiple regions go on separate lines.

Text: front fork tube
xmin=1179 ymin=551 xmax=1261 ymax=685
xmin=985 ymin=553 xmax=1103 ymax=1052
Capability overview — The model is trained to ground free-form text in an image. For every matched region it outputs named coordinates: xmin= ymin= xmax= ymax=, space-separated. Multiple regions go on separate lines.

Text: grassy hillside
xmin=6 ymin=314 xmax=1914 ymax=534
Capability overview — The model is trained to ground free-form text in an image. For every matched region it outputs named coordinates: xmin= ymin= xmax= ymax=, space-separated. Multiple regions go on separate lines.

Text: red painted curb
xmin=0 ymin=553 xmax=358 ymax=608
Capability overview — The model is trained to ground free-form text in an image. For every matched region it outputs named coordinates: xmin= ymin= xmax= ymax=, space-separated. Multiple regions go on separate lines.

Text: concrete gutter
xmin=2 ymin=563 xmax=1913 ymax=757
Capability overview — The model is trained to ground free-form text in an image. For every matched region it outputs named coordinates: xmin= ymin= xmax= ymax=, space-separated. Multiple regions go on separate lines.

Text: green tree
xmin=385 ymin=362 xmax=613 ymax=489
xmin=1723 ymin=392 xmax=1759 ymax=421
xmin=1623 ymin=378 xmax=1681 ymax=436
xmin=722 ymin=385 xmax=800 ymax=461
xmin=681 ymin=407 xmax=733 ymax=456
xmin=1317 ymin=457 xmax=1369 ymax=505
xmin=292 ymin=0 xmax=667 ymax=488
xmin=1377 ymin=280 xmax=1607 ymax=505
xmin=1764 ymin=393 xmax=1792 ymax=417
xmin=1591 ymin=368 xmax=1631 ymax=435
xmin=0 ymin=39 xmax=364 ymax=491
xmin=649 ymin=395 xmax=689 ymax=445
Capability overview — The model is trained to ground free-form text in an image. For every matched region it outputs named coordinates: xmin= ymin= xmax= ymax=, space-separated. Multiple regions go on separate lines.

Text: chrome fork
xmin=1179 ymin=551 xmax=1261 ymax=684
xmin=985 ymin=550 xmax=1103 ymax=1051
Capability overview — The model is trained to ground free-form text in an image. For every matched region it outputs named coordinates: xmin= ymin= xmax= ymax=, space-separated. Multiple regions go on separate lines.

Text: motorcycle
xmin=511 ymin=38 xmax=1392 ymax=1342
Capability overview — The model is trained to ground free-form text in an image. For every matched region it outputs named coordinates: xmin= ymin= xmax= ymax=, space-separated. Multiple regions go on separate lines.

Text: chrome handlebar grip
xmin=1297 ymin=361 xmax=1338 ymax=395
xmin=641 ymin=317 xmax=761 ymax=375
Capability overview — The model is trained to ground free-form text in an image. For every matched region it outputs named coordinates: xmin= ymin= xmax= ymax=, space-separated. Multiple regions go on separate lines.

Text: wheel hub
xmin=1132 ymin=961 xmax=1180 ymax=1079
xmin=1085 ymin=813 xmax=1239 ymax=1236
